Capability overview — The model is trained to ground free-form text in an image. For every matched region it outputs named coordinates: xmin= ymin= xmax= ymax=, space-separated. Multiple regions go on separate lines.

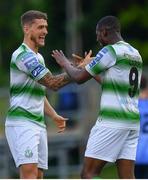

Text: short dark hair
xmin=97 ymin=16 xmax=121 ymax=32
xmin=21 ymin=10 xmax=48 ymax=27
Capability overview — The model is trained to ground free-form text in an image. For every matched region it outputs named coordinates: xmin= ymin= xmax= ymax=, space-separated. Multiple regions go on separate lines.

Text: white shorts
xmin=5 ymin=120 xmax=48 ymax=169
xmin=85 ymin=124 xmax=139 ymax=162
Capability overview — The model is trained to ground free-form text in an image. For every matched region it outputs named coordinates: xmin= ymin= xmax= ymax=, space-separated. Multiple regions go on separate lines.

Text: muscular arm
xmin=44 ymin=97 xmax=68 ymax=133
xmin=52 ymin=50 xmax=92 ymax=84
xmin=44 ymin=97 xmax=57 ymax=117
xmin=72 ymin=52 xmax=102 ymax=84
xmin=38 ymin=72 xmax=72 ymax=91
xmin=66 ymin=65 xmax=102 ymax=84
xmin=62 ymin=62 xmax=92 ymax=84
xmin=93 ymin=75 xmax=102 ymax=84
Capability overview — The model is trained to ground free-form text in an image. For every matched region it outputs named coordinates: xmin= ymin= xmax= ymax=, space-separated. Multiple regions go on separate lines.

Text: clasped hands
xmin=52 ymin=50 xmax=93 ymax=68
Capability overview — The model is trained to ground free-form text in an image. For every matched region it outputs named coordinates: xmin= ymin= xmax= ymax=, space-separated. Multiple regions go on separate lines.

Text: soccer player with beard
xmin=5 ymin=10 xmax=72 ymax=179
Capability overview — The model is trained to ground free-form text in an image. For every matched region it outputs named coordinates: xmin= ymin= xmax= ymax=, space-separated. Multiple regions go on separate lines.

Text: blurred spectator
xmin=135 ymin=76 xmax=148 ymax=179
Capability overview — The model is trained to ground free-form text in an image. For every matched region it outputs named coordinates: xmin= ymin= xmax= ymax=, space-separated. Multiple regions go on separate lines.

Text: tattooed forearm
xmin=38 ymin=72 xmax=72 ymax=91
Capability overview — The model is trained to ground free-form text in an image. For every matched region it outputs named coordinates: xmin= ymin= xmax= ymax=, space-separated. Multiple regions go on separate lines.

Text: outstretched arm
xmin=52 ymin=50 xmax=92 ymax=84
xmin=16 ymin=51 xmax=73 ymax=91
xmin=72 ymin=51 xmax=102 ymax=84
xmin=44 ymin=97 xmax=68 ymax=133
xmin=72 ymin=50 xmax=93 ymax=68
xmin=38 ymin=72 xmax=72 ymax=91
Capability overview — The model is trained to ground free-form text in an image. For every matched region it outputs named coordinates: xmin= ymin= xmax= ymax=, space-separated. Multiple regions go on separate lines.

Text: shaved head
xmin=96 ymin=16 xmax=121 ymax=32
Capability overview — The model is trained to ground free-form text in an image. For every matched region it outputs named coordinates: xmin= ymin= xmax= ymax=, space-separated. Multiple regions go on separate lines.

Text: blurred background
xmin=0 ymin=0 xmax=148 ymax=178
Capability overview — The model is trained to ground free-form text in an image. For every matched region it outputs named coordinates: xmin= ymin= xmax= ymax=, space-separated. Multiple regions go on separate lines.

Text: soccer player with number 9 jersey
xmin=52 ymin=16 xmax=142 ymax=179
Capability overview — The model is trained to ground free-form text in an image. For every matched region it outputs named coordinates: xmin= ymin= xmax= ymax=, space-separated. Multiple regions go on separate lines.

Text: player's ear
xmin=102 ymin=28 xmax=108 ymax=37
xmin=23 ymin=25 xmax=30 ymax=34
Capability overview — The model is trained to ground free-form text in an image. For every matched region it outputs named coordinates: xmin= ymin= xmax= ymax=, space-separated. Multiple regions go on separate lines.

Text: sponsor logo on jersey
xmin=24 ymin=57 xmax=38 ymax=70
xmin=88 ymin=48 xmax=108 ymax=68
xmin=21 ymin=52 xmax=34 ymax=62
xmin=31 ymin=64 xmax=45 ymax=77
xmin=89 ymin=52 xmax=103 ymax=68
xmin=101 ymin=47 xmax=108 ymax=54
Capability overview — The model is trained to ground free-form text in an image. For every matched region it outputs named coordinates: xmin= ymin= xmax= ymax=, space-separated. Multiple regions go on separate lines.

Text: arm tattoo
xmin=38 ymin=72 xmax=72 ymax=91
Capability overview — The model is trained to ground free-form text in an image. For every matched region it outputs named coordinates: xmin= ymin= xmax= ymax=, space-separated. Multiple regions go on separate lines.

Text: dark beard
xmin=30 ymin=35 xmax=37 ymax=43
xmin=30 ymin=35 xmax=42 ymax=48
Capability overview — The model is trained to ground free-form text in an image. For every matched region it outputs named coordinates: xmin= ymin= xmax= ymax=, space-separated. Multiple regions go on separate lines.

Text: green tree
xmin=0 ymin=0 xmax=147 ymax=87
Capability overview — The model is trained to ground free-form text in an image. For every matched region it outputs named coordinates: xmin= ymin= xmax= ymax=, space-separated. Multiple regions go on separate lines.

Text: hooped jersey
xmin=6 ymin=43 xmax=50 ymax=127
xmin=85 ymin=41 xmax=143 ymax=129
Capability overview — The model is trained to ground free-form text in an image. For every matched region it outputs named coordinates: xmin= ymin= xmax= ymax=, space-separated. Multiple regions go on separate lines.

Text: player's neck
xmin=108 ymin=33 xmax=123 ymax=44
xmin=23 ymin=39 xmax=38 ymax=53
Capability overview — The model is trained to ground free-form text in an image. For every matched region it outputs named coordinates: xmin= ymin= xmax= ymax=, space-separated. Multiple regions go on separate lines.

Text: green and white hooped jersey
xmin=6 ymin=43 xmax=49 ymax=127
xmin=85 ymin=41 xmax=143 ymax=129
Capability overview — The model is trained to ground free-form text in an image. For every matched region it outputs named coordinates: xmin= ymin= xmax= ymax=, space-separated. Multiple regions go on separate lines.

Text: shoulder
xmin=37 ymin=52 xmax=45 ymax=62
xmin=38 ymin=52 xmax=44 ymax=58
xmin=18 ymin=51 xmax=34 ymax=59
xmin=12 ymin=44 xmax=35 ymax=63
xmin=100 ymin=45 xmax=116 ymax=59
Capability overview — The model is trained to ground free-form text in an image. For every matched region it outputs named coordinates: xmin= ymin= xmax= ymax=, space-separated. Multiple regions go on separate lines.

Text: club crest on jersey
xmin=31 ymin=64 xmax=45 ymax=77
xmin=24 ymin=147 xmax=33 ymax=158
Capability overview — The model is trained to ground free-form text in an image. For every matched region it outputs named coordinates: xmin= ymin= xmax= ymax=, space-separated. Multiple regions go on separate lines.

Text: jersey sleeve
xmin=15 ymin=52 xmax=50 ymax=81
xmin=85 ymin=45 xmax=116 ymax=76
